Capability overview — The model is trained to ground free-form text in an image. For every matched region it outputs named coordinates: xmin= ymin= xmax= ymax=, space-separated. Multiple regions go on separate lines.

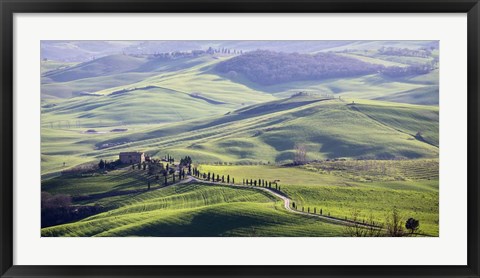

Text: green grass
xmin=42 ymin=163 xmax=439 ymax=236
xmin=337 ymin=53 xmax=409 ymax=67
xmin=41 ymin=97 xmax=438 ymax=176
xmin=41 ymin=183 xmax=346 ymax=237
xmin=302 ymin=159 xmax=439 ymax=182
xmin=348 ymin=101 xmax=439 ymax=146
xmin=196 ymin=164 xmax=439 ymax=236
xmin=41 ymin=60 xmax=79 ymax=76
xmin=282 ymin=182 xmax=438 ymax=236
xmin=42 ymin=168 xmax=165 ymax=196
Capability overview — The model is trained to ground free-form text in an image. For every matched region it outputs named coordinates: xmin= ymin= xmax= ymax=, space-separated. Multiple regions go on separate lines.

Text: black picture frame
xmin=1 ymin=0 xmax=479 ymax=277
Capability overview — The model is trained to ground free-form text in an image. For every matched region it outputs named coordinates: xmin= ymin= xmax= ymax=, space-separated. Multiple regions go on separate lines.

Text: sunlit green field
xmin=198 ymin=163 xmax=439 ymax=236
xmin=42 ymin=182 xmax=346 ymax=237
xmin=41 ymin=97 xmax=438 ymax=176
xmin=40 ymin=41 xmax=440 ymax=237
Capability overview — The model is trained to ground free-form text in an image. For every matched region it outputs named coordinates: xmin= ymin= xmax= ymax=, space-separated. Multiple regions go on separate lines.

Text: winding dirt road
xmin=186 ymin=176 xmax=380 ymax=229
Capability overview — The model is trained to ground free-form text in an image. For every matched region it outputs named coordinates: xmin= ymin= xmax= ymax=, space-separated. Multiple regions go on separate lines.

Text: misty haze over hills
xmin=41 ymin=40 xmax=438 ymax=62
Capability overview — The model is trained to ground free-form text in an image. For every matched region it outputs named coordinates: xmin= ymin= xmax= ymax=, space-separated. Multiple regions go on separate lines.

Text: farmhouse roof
xmin=119 ymin=151 xmax=144 ymax=155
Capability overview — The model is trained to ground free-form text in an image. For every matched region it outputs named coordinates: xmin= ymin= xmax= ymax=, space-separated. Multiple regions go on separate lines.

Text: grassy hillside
xmin=41 ymin=48 xmax=438 ymax=105
xmin=41 ymin=182 xmax=346 ymax=237
xmin=198 ymin=162 xmax=439 ymax=236
xmin=40 ymin=41 xmax=440 ymax=238
xmin=41 ymin=60 xmax=79 ymax=75
xmin=41 ymin=96 xmax=438 ymax=175
xmin=43 ymin=54 xmax=149 ymax=82
xmin=89 ymin=97 xmax=438 ymax=162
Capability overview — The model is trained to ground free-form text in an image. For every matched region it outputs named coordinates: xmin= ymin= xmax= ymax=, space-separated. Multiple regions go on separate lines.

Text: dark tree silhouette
xmin=405 ymin=218 xmax=420 ymax=235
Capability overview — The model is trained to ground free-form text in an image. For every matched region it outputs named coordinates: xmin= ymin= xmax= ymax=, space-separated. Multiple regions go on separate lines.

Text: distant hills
xmin=41 ymin=40 xmax=438 ymax=62
xmin=40 ymin=41 xmax=439 ymax=174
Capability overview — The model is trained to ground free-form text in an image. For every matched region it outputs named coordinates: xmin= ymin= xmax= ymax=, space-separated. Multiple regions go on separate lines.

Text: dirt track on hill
xmin=187 ymin=176 xmax=380 ymax=229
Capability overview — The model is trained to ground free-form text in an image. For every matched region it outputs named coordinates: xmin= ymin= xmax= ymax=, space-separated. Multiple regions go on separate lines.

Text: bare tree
xmin=294 ymin=143 xmax=307 ymax=165
xmin=385 ymin=207 xmax=406 ymax=237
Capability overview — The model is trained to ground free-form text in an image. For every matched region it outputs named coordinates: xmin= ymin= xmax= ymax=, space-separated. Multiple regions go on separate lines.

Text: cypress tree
xmin=232 ymin=178 xmax=235 ymax=184
xmin=227 ymin=175 xmax=230 ymax=183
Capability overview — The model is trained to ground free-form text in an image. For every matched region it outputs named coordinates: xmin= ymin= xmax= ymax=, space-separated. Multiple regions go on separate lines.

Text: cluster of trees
xmin=98 ymin=159 xmax=122 ymax=170
xmin=380 ymin=64 xmax=436 ymax=77
xmin=41 ymin=192 xmax=104 ymax=228
xmin=164 ymin=154 xmax=175 ymax=163
xmin=148 ymin=47 xmax=243 ymax=60
xmin=191 ymin=168 xmax=235 ymax=184
xmin=179 ymin=156 xmax=192 ymax=166
xmin=378 ymin=46 xmax=433 ymax=58
xmin=215 ymin=50 xmax=385 ymax=85
xmin=215 ymin=50 xmax=437 ymax=85
xmin=242 ymin=178 xmax=280 ymax=191
xmin=140 ymin=158 xmax=189 ymax=187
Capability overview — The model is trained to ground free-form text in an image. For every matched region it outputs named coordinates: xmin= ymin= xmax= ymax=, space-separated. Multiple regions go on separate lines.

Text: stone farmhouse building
xmin=119 ymin=152 xmax=145 ymax=164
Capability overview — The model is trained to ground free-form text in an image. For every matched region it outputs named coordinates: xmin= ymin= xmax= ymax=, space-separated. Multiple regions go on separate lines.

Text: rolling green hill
xmin=41 ymin=48 xmax=438 ymax=105
xmin=41 ymin=96 xmax=438 ymax=175
xmin=41 ymin=182 xmax=345 ymax=237
xmin=198 ymin=162 xmax=439 ymax=235
xmin=43 ymin=54 xmax=149 ymax=82
xmin=90 ymin=96 xmax=438 ymax=162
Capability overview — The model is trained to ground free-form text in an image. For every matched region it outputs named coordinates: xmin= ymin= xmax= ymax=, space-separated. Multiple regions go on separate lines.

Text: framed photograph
xmin=1 ymin=0 xmax=479 ymax=277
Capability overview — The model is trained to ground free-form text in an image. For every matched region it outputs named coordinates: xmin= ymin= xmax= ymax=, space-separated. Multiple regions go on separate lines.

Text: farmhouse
xmin=119 ymin=152 xmax=145 ymax=164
